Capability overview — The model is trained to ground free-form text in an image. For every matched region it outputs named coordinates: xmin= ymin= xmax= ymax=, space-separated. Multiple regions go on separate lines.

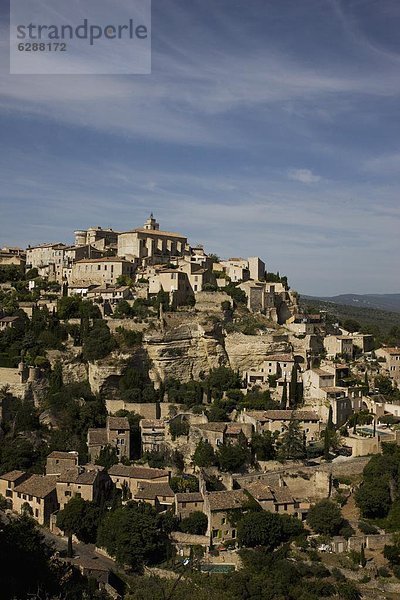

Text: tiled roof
xmin=107 ymin=416 xmax=130 ymax=430
xmin=135 ymin=482 xmax=174 ymax=500
xmin=207 ymin=489 xmax=249 ymax=511
xmin=243 ymin=482 xmax=274 ymax=501
xmin=87 ymin=428 xmax=108 ymax=446
xmin=262 ymin=410 xmax=319 ymax=421
xmin=195 ymin=422 xmax=227 ymax=433
xmin=140 ymin=419 xmax=165 ymax=429
xmin=0 ymin=316 xmax=19 ymax=323
xmin=176 ymin=492 xmax=204 ymax=503
xmin=14 ymin=475 xmax=57 ymax=498
xmin=47 ymin=451 xmax=78 ymax=460
xmin=271 ymin=487 xmax=295 ymax=504
xmin=131 ymin=228 xmax=187 ymax=239
xmin=0 ymin=470 xmax=26 ymax=482
xmin=246 ymin=410 xmax=319 ymax=422
xmin=312 ymin=368 xmax=333 ymax=376
xmin=58 ymin=467 xmax=100 ymax=485
xmin=108 ymin=464 xmax=169 ymax=480
xmin=264 ymin=354 xmax=294 ymax=362
xmin=380 ymin=347 xmax=400 ymax=355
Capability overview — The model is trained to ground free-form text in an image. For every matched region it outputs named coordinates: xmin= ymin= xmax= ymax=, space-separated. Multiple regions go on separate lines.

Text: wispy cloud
xmin=288 ymin=169 xmax=321 ymax=184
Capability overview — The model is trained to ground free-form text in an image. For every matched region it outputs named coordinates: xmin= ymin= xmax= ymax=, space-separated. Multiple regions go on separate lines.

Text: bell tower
xmin=143 ymin=213 xmax=159 ymax=231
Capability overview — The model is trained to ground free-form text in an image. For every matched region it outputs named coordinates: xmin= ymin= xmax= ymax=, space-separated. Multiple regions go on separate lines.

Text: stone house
xmin=239 ymin=409 xmax=321 ymax=443
xmin=204 ymin=489 xmax=253 ymax=545
xmin=135 ymin=481 xmax=175 ymax=510
xmin=0 ymin=316 xmax=21 ymax=331
xmin=244 ymin=354 xmax=295 ymax=388
xmin=175 ymin=492 xmax=204 ymax=519
xmin=25 ymin=243 xmax=66 ymax=271
xmin=242 ymin=480 xmax=309 ymax=519
xmin=13 ymin=475 xmax=58 ymax=525
xmin=108 ymin=464 xmax=169 ymax=498
xmin=140 ymin=419 xmax=166 ymax=453
xmin=323 ymin=335 xmax=354 ymax=359
xmin=45 ymin=451 xmax=79 ymax=476
xmin=87 ymin=416 xmax=130 ymax=462
xmin=189 ymin=422 xmax=252 ymax=451
xmin=86 ymin=285 xmax=131 ymax=303
xmin=302 ymin=368 xmax=335 ymax=400
xmin=70 ymin=257 xmax=136 ymax=287
xmin=0 ymin=470 xmax=29 ymax=504
xmin=376 ymin=347 xmax=400 ymax=384
xmin=56 ymin=465 xmax=107 ymax=510
xmin=148 ymin=269 xmax=193 ymax=307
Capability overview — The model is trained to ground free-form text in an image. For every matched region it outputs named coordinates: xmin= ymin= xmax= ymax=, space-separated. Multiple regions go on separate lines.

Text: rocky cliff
xmin=144 ymin=320 xmax=228 ymax=384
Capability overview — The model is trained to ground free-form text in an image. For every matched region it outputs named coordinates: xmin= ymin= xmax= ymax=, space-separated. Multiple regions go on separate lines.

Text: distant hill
xmin=302 ymin=293 xmax=400 ymax=314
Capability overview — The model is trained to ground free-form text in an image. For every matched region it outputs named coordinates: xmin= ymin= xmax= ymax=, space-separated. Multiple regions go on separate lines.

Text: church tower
xmin=143 ymin=213 xmax=160 ymax=231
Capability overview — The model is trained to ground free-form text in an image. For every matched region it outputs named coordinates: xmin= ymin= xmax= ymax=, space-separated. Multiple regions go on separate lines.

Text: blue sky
xmin=1 ymin=0 xmax=400 ymax=295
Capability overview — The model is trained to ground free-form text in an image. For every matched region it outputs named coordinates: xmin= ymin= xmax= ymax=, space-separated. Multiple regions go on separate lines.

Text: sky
xmin=0 ymin=0 xmax=400 ymax=296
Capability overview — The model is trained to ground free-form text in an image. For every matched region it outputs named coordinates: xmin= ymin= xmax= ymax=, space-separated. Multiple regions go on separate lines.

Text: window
xmin=6 ymin=489 xmax=12 ymax=497
xmin=221 ymin=517 xmax=226 ymax=524
xmin=35 ymin=509 xmax=39 ymax=517
xmin=17 ymin=492 xmax=21 ymax=498
xmin=181 ymin=502 xmax=186 ymax=508
xmin=65 ymin=491 xmax=71 ymax=497
xmin=231 ymin=529 xmax=236 ymax=539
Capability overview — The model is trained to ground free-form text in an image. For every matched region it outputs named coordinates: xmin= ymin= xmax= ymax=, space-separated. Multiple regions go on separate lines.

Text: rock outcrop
xmin=144 ymin=320 xmax=228 ymax=384
xmin=224 ymin=332 xmax=291 ymax=372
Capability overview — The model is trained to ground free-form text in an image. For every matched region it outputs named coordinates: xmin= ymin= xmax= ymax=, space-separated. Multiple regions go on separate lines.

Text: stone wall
xmin=105 ymin=400 xmax=185 ymax=419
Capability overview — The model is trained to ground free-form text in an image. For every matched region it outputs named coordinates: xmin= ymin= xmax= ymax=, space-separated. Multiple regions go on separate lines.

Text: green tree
xmin=280 ymin=377 xmax=288 ymax=409
xmin=57 ymin=496 xmax=101 ymax=544
xmin=97 ymin=501 xmax=168 ymax=572
xmin=83 ymin=320 xmax=117 ymax=361
xmin=169 ymin=475 xmax=199 ymax=493
xmin=95 ymin=445 xmax=119 ymax=469
xmin=180 ymin=511 xmax=208 ymax=535
xmin=306 ymin=500 xmax=344 ymax=535
xmin=237 ymin=511 xmax=304 ymax=549
xmin=217 ymin=443 xmax=249 ymax=472
xmin=193 ymin=440 xmax=215 ymax=468
xmin=250 ymin=431 xmax=276 ymax=461
xmin=278 ymin=413 xmax=306 ymax=460
xmin=355 ymin=481 xmax=391 ymax=518
xmin=324 ymin=405 xmax=334 ymax=460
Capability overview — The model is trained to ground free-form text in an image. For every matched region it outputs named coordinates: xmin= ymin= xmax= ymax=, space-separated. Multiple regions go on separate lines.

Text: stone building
xmin=26 ymin=243 xmax=66 ymax=271
xmin=175 ymin=492 xmax=204 ymax=519
xmin=239 ymin=409 xmax=321 ymax=443
xmin=244 ymin=353 xmax=295 ymax=388
xmin=0 ymin=470 xmax=29 ymax=504
xmin=376 ymin=347 xmax=400 ymax=384
xmin=108 ymin=464 xmax=169 ymax=498
xmin=45 ymin=451 xmax=79 ymax=476
xmin=87 ymin=416 xmax=130 ymax=462
xmin=74 ymin=226 xmax=119 ymax=251
xmin=323 ymin=335 xmax=354 ymax=359
xmin=204 ymin=489 xmax=252 ymax=545
xmin=135 ymin=481 xmax=175 ymax=510
xmin=70 ymin=257 xmax=136 ymax=287
xmin=189 ymin=422 xmax=252 ymax=451
xmin=56 ymin=465 xmax=107 ymax=510
xmin=140 ymin=419 xmax=166 ymax=453
xmin=118 ymin=215 xmax=189 ymax=266
xmin=13 ymin=474 xmax=58 ymax=526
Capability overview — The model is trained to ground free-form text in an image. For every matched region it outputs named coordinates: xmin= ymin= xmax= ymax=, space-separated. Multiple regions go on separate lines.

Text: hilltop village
xmin=1 ymin=215 xmax=400 ymax=599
